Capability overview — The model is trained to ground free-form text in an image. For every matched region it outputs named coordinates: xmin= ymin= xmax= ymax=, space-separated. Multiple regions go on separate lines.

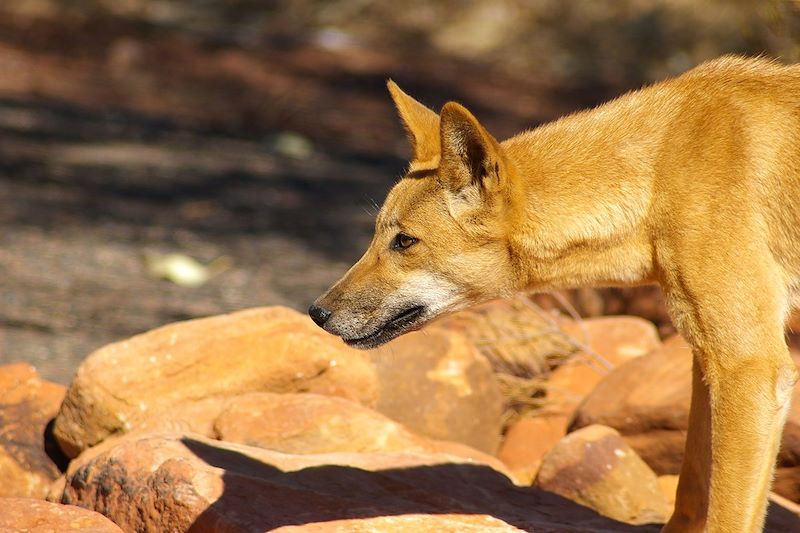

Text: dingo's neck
xmin=499 ymin=90 xmax=672 ymax=289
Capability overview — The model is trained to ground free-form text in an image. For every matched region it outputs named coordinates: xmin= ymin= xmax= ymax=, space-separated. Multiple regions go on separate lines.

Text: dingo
xmin=310 ymin=56 xmax=800 ymax=532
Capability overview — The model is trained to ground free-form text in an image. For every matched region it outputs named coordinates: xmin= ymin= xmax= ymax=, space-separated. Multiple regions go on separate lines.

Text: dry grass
xmin=433 ymin=292 xmax=615 ymax=429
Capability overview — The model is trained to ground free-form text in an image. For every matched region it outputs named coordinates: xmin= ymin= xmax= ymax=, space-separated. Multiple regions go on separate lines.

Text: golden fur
xmin=311 ymin=56 xmax=800 ymax=532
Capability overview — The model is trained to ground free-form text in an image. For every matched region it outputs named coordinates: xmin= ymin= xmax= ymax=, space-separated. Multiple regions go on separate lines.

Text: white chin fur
xmin=393 ymin=271 xmax=463 ymax=318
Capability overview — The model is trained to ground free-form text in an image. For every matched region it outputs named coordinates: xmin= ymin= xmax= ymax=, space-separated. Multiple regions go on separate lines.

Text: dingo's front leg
xmin=664 ymin=342 xmax=795 ymax=532
xmin=703 ymin=347 xmax=796 ymax=532
xmin=661 ymin=255 xmax=797 ymax=532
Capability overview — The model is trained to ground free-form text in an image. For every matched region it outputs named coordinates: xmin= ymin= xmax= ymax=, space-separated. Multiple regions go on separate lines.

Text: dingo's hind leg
xmin=664 ymin=356 xmax=710 ymax=532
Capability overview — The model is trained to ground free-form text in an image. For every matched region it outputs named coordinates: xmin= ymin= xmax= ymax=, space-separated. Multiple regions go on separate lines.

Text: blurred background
xmin=1 ymin=0 xmax=799 ymax=383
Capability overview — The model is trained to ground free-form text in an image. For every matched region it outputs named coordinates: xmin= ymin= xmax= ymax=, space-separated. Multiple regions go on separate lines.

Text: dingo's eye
xmin=392 ymin=233 xmax=418 ymax=250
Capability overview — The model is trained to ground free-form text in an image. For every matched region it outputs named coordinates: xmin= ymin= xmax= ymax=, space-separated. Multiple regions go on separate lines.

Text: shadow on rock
xmin=182 ymin=436 xmax=661 ymax=532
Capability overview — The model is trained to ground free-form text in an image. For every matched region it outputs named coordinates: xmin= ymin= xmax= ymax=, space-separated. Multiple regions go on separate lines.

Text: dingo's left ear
xmin=387 ymin=80 xmax=440 ymax=166
xmin=439 ymin=102 xmax=503 ymax=193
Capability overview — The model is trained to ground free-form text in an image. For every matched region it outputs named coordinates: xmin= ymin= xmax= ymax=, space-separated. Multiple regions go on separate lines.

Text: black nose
xmin=308 ymin=304 xmax=332 ymax=327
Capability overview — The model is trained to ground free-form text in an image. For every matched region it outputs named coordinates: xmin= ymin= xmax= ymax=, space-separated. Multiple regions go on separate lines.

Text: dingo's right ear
xmin=439 ymin=101 xmax=503 ymax=193
xmin=387 ymin=80 xmax=440 ymax=167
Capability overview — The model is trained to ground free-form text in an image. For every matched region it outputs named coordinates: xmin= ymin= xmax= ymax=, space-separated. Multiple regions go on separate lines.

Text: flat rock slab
xmin=0 ymin=497 xmax=122 ymax=532
xmin=59 ymin=432 xmax=661 ymax=533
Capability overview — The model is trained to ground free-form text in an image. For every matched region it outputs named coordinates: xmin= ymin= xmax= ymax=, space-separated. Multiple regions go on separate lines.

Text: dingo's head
xmin=309 ymin=82 xmax=519 ymax=348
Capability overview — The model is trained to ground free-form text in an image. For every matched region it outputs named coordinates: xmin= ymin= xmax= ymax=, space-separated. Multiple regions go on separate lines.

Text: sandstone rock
xmin=502 ymin=317 xmax=661 ymax=487
xmin=534 ymin=424 xmax=670 ymax=525
xmin=0 ymin=497 xmax=122 ymax=532
xmin=498 ymin=414 xmax=569 ymax=483
xmin=368 ymin=328 xmax=503 ymax=454
xmin=212 ymin=392 xmax=509 ymax=476
xmin=423 ymin=439 xmax=515 ymax=476
xmin=48 ymin=390 xmax=513 ymax=494
xmin=657 ymin=474 xmax=679 ymax=510
xmin=123 ymin=396 xmax=234 ymax=437
xmin=565 ymin=316 xmax=661 ymax=364
xmin=0 ymin=363 xmax=66 ymax=499
xmin=568 ymin=335 xmax=692 ymax=475
xmin=570 ymin=337 xmax=800 ymax=503
xmin=546 ymin=316 xmax=660 ymax=417
xmin=53 ymin=306 xmax=378 ymax=458
xmin=213 ymin=392 xmax=427 ymax=454
xmin=60 ymin=432 xmax=662 ymax=532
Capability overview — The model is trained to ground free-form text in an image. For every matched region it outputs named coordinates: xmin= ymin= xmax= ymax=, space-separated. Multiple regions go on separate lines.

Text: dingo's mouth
xmin=342 ymin=305 xmax=426 ymax=349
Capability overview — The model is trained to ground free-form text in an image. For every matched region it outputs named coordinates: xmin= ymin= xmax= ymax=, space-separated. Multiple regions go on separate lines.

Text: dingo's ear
xmin=439 ymin=101 xmax=503 ymax=193
xmin=387 ymin=80 xmax=440 ymax=166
